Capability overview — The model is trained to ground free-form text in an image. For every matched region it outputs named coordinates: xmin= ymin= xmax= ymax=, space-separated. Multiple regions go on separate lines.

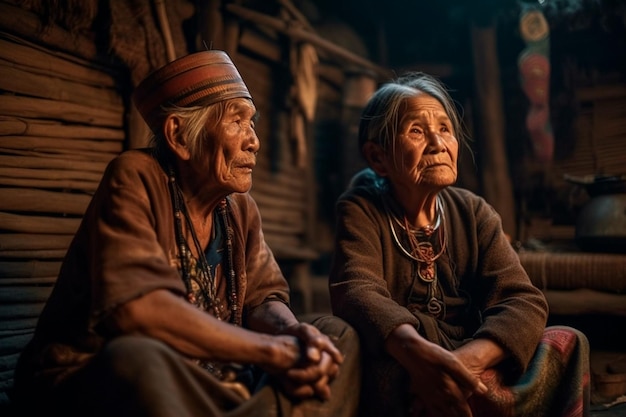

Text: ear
xmin=362 ymin=141 xmax=389 ymax=177
xmin=163 ymin=115 xmax=191 ymax=160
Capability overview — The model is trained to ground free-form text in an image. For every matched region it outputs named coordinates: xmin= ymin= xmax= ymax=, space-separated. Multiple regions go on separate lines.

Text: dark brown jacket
xmin=329 ymin=178 xmax=548 ymax=374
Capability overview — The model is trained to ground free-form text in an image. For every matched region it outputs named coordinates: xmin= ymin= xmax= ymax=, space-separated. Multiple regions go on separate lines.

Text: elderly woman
xmin=329 ymin=72 xmax=589 ymax=417
xmin=12 ymin=50 xmax=360 ymax=417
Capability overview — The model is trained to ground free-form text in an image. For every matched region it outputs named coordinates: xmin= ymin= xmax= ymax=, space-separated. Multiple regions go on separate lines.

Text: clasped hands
xmin=268 ymin=322 xmax=343 ymax=401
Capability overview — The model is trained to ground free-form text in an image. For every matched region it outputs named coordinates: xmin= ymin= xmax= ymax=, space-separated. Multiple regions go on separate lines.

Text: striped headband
xmin=132 ymin=50 xmax=252 ymax=131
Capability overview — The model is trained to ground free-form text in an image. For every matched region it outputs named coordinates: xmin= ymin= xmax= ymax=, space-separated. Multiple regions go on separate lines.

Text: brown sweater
xmin=15 ymin=149 xmax=289 ymax=388
xmin=329 ymin=175 xmax=548 ymax=374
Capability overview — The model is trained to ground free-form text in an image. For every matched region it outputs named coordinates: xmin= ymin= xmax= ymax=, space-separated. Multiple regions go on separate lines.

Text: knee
xmin=310 ymin=315 xmax=359 ymax=344
xmin=544 ymin=325 xmax=590 ymax=354
xmin=98 ymin=335 xmax=176 ymax=381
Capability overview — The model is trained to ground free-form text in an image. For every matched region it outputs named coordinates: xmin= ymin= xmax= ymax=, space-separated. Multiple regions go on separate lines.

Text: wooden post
xmin=196 ymin=0 xmax=225 ymax=50
xmin=341 ymin=71 xmax=377 ymax=188
xmin=471 ymin=22 xmax=517 ymax=238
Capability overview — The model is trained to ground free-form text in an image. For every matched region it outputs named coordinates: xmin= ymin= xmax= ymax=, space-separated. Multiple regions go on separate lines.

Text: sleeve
xmin=329 ymin=191 xmax=419 ymax=356
xmin=231 ymin=194 xmax=290 ymax=313
xmin=469 ymin=195 xmax=549 ymax=372
xmin=87 ymin=154 xmax=186 ymax=326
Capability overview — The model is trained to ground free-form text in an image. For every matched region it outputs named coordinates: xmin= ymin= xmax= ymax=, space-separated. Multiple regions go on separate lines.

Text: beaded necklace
xmin=167 ymin=167 xmax=239 ymax=324
xmin=384 ymin=194 xmax=447 ymax=317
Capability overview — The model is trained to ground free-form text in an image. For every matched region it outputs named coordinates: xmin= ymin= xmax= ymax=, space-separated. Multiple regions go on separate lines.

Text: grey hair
xmin=149 ymin=99 xmax=243 ymax=162
xmin=358 ymin=72 xmax=467 ymax=157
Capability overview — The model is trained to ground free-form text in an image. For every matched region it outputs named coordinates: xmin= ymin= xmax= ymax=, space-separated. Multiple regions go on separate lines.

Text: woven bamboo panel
xmin=0 ymin=27 xmax=124 ymax=403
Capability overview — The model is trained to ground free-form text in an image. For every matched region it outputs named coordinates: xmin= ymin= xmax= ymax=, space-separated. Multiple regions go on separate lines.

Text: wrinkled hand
xmin=405 ymin=341 xmax=487 ymax=417
xmin=276 ymin=322 xmax=344 ymax=401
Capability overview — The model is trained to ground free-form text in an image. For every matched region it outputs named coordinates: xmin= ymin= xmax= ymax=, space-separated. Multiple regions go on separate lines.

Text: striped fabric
xmin=132 ymin=50 xmax=252 ymax=130
xmin=469 ymin=326 xmax=591 ymax=417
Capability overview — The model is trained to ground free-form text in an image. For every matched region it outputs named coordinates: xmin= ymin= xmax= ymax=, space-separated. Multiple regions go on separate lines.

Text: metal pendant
xmin=417 ymin=262 xmax=436 ymax=283
xmin=427 ymin=297 xmax=443 ymax=316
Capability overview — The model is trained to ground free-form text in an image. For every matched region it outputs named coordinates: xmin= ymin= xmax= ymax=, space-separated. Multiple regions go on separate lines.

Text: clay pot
xmin=566 ymin=175 xmax=626 ymax=254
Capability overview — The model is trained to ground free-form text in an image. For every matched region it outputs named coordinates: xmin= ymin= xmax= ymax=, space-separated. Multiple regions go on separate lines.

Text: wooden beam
xmin=224 ymin=3 xmax=392 ymax=80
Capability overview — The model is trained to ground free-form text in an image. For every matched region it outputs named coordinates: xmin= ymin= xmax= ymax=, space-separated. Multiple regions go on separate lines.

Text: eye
xmin=409 ymin=126 xmax=423 ymax=135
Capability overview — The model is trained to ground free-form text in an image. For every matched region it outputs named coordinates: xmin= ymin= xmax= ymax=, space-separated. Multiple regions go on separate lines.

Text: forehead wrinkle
xmin=226 ymin=98 xmax=256 ymax=117
xmin=400 ymin=96 xmax=448 ymax=123
xmin=400 ymin=108 xmax=450 ymax=128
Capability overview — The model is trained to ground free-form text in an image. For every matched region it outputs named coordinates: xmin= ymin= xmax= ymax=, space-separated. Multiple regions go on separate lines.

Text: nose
xmin=426 ymin=130 xmax=446 ymax=154
xmin=246 ymin=128 xmax=260 ymax=154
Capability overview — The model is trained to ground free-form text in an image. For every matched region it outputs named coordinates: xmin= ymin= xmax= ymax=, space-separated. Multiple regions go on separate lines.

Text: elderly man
xmin=12 ymin=50 xmax=360 ymax=417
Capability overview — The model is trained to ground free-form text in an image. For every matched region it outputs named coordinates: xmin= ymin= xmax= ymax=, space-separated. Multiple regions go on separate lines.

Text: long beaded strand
xmin=168 ymin=167 xmax=239 ymax=323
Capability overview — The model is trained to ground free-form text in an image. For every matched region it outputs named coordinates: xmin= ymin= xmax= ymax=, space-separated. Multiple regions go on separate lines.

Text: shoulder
xmin=339 ymin=168 xmax=384 ymax=205
xmin=441 ymin=186 xmax=483 ymax=203
xmin=441 ymin=187 xmax=495 ymax=215
xmin=228 ymin=192 xmax=259 ymax=212
xmin=226 ymin=192 xmax=263 ymax=229
xmin=105 ymin=149 xmax=160 ymax=178
xmin=109 ymin=148 xmax=156 ymax=168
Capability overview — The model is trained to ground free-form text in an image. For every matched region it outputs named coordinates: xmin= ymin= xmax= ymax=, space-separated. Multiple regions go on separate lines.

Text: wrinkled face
xmin=200 ymin=99 xmax=260 ymax=194
xmin=383 ymin=92 xmax=458 ymax=192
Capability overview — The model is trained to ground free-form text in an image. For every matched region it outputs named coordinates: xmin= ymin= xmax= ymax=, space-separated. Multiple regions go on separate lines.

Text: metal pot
xmin=565 ymin=174 xmax=626 ymax=253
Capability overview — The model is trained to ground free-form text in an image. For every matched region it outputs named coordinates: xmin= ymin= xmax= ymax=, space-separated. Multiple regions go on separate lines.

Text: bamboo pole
xmin=0 ymin=234 xmax=74 ymax=250
xmin=0 ymin=286 xmax=54 ymax=303
xmin=0 ymin=177 xmax=99 ymax=192
xmin=154 ymin=0 xmax=176 ymax=62
xmin=0 ymin=38 xmax=116 ymax=87
xmin=0 ymin=167 xmax=103 ymax=182
xmin=0 ymin=95 xmax=123 ymax=127
xmin=0 ymin=212 xmax=81 ymax=234
xmin=0 ymin=154 xmax=107 ymax=173
xmin=0 ymin=277 xmax=57 ymax=286
xmin=0 ymin=188 xmax=91 ymax=215
xmin=0 ymin=249 xmax=68 ymax=259
xmin=224 ymin=3 xmax=392 ymax=80
xmin=0 ymin=136 xmax=123 ymax=153
xmin=0 ymin=63 xmax=122 ymax=110
xmin=0 ymin=116 xmax=124 ymax=140
xmin=0 ymin=147 xmax=117 ymax=163
xmin=0 ymin=260 xmax=61 ymax=278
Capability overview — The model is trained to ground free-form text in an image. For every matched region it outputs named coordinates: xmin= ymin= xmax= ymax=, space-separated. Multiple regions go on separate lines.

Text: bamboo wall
xmin=0 ymin=3 xmax=125 ymax=403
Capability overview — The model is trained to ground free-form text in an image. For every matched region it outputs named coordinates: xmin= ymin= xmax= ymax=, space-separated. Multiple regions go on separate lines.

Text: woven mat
xmin=519 ymin=251 xmax=626 ymax=292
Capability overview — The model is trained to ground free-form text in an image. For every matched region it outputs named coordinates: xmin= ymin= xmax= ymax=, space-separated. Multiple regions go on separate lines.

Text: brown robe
xmin=329 ymin=171 xmax=589 ymax=416
xmin=13 ymin=149 xmax=360 ymax=417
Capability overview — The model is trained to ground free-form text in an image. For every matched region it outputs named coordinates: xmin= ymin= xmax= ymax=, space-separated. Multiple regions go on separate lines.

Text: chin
xmin=421 ymin=173 xmax=457 ymax=187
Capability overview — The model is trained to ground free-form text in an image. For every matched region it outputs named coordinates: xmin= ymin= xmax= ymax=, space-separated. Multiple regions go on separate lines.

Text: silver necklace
xmin=384 ymin=194 xmax=447 ymax=317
